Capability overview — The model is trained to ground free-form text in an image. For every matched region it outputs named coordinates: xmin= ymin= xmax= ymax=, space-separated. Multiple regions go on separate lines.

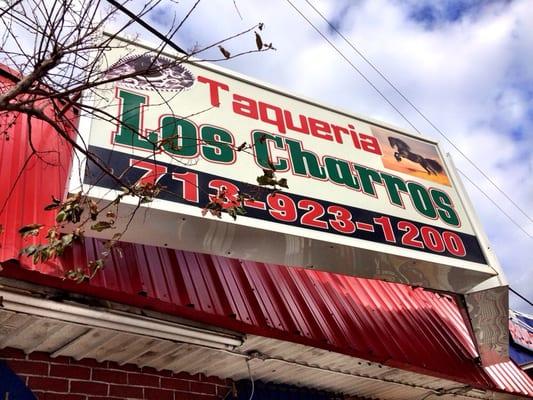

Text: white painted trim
xmin=0 ymin=289 xmax=242 ymax=349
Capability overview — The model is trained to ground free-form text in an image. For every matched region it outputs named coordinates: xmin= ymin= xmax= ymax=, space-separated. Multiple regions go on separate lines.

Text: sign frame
xmin=68 ymin=33 xmax=501 ymax=294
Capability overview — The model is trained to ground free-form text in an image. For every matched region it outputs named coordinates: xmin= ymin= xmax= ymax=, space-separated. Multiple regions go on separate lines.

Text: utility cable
xmin=301 ymin=0 xmax=533 ymax=225
xmin=105 ymin=0 xmax=188 ymax=55
xmin=283 ymin=0 xmax=421 ymax=135
xmin=458 ymin=169 xmax=532 ymax=239
xmin=246 ymin=359 xmax=255 ymax=400
xmin=510 ymin=287 xmax=533 ymax=308
xmin=296 ymin=1 xmax=533 ymax=313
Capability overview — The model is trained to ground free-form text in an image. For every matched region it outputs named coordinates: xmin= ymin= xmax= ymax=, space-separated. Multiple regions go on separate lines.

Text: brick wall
xmin=0 ymin=347 xmax=232 ymax=400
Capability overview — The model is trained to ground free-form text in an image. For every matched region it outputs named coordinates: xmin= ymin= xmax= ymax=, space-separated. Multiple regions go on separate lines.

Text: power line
xmin=283 ymin=0 xmax=421 ymax=135
xmin=286 ymin=1 xmax=533 ymax=313
xmin=458 ymin=169 xmax=532 ymax=239
xmin=297 ymin=0 xmax=533 ymax=226
xmin=510 ymin=287 xmax=533 ymax=308
xmin=283 ymin=0 xmax=532 ymax=240
xmin=106 ymin=0 xmax=188 ymax=55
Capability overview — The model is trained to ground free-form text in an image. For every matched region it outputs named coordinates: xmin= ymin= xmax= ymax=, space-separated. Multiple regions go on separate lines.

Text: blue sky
xmin=402 ymin=0 xmax=514 ymax=28
xmin=118 ymin=0 xmax=533 ymax=312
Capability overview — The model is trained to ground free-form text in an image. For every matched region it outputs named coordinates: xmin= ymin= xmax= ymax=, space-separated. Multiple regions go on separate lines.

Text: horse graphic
xmin=388 ymin=137 xmax=443 ymax=176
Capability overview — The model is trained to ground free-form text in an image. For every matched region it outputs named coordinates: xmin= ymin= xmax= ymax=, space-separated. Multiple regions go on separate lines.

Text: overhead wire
xmin=510 ymin=287 xmax=533 ymax=308
xmin=289 ymin=0 xmax=533 ymax=309
xmin=283 ymin=0 xmax=421 ymax=135
xmin=458 ymin=169 xmax=532 ymax=239
xmin=302 ymin=0 xmax=533 ymax=226
xmin=283 ymin=0 xmax=532 ymax=240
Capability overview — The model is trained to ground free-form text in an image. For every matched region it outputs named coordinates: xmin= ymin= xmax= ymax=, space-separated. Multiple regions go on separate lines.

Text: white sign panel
xmin=73 ymin=35 xmax=497 ymax=292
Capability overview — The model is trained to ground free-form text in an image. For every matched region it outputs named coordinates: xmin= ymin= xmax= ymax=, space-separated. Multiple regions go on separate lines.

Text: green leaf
xmin=20 ymin=245 xmax=38 ymax=256
xmin=61 ymin=234 xmax=74 ymax=246
xmin=90 ymin=221 xmax=114 ymax=232
xmin=56 ymin=210 xmax=67 ymax=223
xmin=18 ymin=224 xmax=43 ymax=238
xmin=277 ymin=178 xmax=289 ymax=188
xmin=44 ymin=196 xmax=61 ymax=211
xmin=228 ymin=208 xmax=237 ymax=220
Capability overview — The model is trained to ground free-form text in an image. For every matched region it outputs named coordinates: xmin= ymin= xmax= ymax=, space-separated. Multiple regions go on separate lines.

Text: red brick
xmin=174 ymin=393 xmax=193 ymax=400
xmin=128 ymin=372 xmax=160 ymax=387
xmin=201 ymin=375 xmax=226 ymax=385
xmin=8 ymin=360 xmax=49 ymax=375
xmin=28 ymin=351 xmax=53 ymax=361
xmin=50 ymin=364 xmax=90 ymax=380
xmin=70 ymin=380 xmax=108 ymax=396
xmin=92 ymin=368 xmax=127 ymax=384
xmin=28 ymin=376 xmax=69 ymax=392
xmin=88 ymin=397 xmax=123 ymax=400
xmin=144 ymin=388 xmax=174 ymax=400
xmin=188 ymin=373 xmax=202 ymax=381
xmin=161 ymin=377 xmax=189 ymax=391
xmin=0 ymin=347 xmax=26 ymax=359
xmin=50 ymin=355 xmax=72 ymax=364
xmin=216 ymin=385 xmax=232 ymax=397
xmin=141 ymin=366 xmax=158 ymax=375
xmin=191 ymin=394 xmax=215 ymax=400
xmin=109 ymin=384 xmax=144 ymax=398
xmin=37 ymin=393 xmax=86 ymax=400
xmin=190 ymin=382 xmax=216 ymax=395
xmin=108 ymin=361 xmax=138 ymax=371
xmin=75 ymin=358 xmax=105 ymax=368
xmin=173 ymin=371 xmax=194 ymax=380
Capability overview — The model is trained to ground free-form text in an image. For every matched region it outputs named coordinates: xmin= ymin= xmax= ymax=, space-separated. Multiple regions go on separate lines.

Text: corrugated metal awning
xmin=1 ymin=70 xmax=532 ymax=398
xmin=0 ymin=288 xmax=529 ymax=400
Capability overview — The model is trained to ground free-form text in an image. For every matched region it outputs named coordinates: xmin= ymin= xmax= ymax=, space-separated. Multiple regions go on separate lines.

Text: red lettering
xmin=309 ymin=118 xmax=333 ymax=141
xmin=360 ymin=133 xmax=382 ymax=155
xmin=197 ymin=76 xmax=229 ymax=107
xmin=233 ymin=94 xmax=258 ymax=119
xmin=226 ymin=87 xmax=384 ymax=157
xmin=284 ymin=110 xmax=309 ymax=134
xmin=350 ymin=131 xmax=361 ymax=149
xmin=331 ymin=124 xmax=348 ymax=144
xmin=129 ymin=159 xmax=167 ymax=185
xmin=259 ymin=102 xmax=286 ymax=133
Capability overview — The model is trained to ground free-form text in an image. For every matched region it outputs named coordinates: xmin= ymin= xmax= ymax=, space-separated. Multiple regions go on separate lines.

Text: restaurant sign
xmin=71 ymin=35 xmax=498 ymax=294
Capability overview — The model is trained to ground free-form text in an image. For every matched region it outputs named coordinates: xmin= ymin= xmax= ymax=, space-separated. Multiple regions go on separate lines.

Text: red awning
xmin=1 ymin=69 xmax=532 ymax=398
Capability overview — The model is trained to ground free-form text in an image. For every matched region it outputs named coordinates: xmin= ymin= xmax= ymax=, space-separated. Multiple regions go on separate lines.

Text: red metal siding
xmin=0 ymin=68 xmax=77 ymax=275
xmin=1 ymin=67 xmax=532 ymax=398
xmin=5 ymin=242 xmax=533 ymax=396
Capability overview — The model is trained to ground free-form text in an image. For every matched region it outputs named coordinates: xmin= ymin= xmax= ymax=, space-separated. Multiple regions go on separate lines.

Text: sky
xmin=113 ymin=0 xmax=533 ymax=312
